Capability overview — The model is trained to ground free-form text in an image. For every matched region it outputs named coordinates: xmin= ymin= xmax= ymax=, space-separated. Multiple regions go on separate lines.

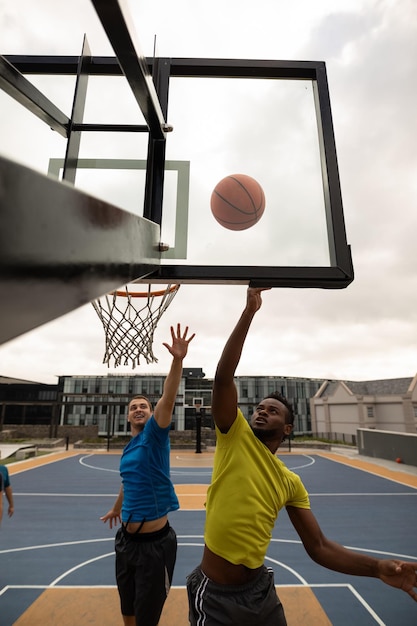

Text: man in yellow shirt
xmin=187 ymin=288 xmax=417 ymax=625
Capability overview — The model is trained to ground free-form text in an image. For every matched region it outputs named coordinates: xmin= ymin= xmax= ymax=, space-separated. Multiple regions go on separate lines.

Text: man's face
xmin=250 ymin=397 xmax=293 ymax=443
xmin=127 ymin=397 xmax=152 ymax=432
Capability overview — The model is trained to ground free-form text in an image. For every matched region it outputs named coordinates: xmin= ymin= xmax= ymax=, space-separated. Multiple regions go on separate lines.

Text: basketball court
xmin=1 ymin=448 xmax=416 ymax=625
xmin=3 ymin=2 xmax=414 ymax=625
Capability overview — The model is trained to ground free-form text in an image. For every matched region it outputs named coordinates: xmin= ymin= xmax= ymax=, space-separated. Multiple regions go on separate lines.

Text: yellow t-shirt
xmin=205 ymin=409 xmax=310 ymax=569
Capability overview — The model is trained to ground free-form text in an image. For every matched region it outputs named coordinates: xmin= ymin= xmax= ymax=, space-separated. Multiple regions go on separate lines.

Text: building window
xmin=367 ymin=406 xmax=374 ymax=418
xmin=38 ymin=390 xmax=57 ymax=400
xmin=413 ymin=405 xmax=417 ymax=418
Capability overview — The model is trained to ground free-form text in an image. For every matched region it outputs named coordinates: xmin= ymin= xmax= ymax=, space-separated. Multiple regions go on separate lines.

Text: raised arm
xmin=287 ymin=506 xmax=417 ymax=602
xmin=212 ymin=288 xmax=270 ymax=433
xmin=154 ymin=324 xmax=195 ymax=428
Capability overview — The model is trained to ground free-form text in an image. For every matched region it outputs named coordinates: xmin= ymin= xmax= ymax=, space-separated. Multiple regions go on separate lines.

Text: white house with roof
xmin=310 ymin=374 xmax=417 ymax=436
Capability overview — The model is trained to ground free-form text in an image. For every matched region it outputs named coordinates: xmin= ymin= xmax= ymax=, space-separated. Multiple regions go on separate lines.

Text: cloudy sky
xmin=0 ymin=0 xmax=416 ymax=385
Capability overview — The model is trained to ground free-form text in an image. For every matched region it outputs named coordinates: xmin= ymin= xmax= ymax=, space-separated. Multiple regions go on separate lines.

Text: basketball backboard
xmin=0 ymin=0 xmax=353 ymax=346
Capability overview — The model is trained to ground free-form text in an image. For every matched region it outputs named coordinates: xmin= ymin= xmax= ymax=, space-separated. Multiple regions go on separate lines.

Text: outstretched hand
xmin=163 ymin=324 xmax=195 ymax=360
xmin=100 ymin=509 xmax=121 ymax=529
xmin=379 ymin=560 xmax=417 ymax=601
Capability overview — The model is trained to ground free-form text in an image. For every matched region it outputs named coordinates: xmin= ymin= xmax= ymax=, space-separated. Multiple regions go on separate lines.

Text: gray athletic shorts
xmin=187 ymin=565 xmax=287 ymax=626
xmin=115 ymin=521 xmax=177 ymax=626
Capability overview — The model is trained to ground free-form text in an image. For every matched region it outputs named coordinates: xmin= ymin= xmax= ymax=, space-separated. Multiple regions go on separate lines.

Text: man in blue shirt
xmin=0 ymin=463 xmax=15 ymax=525
xmin=101 ymin=323 xmax=195 ymax=626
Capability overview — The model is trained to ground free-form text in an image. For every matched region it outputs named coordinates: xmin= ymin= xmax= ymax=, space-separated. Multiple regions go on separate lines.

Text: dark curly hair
xmin=264 ymin=392 xmax=294 ymax=426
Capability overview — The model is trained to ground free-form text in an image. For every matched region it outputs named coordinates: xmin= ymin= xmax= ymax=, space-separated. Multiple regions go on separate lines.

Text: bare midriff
xmin=200 ymin=545 xmax=263 ymax=585
xmin=124 ymin=514 xmax=168 ymax=534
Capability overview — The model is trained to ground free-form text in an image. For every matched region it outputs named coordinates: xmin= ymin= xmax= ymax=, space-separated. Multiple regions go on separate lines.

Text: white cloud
xmin=1 ymin=0 xmax=416 ymax=384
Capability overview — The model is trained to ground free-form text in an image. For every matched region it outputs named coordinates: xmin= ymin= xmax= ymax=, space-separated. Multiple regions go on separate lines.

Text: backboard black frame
xmin=0 ymin=0 xmax=353 ymax=345
xmin=2 ymin=53 xmax=353 ymax=289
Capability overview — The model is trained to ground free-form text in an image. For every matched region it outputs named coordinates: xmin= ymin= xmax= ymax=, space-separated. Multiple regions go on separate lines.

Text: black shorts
xmin=187 ymin=565 xmax=287 ymax=626
xmin=115 ymin=521 xmax=177 ymax=626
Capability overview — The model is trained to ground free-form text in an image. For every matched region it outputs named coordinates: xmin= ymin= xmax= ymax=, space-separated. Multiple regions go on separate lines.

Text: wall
xmin=357 ymin=428 xmax=417 ymax=467
xmin=0 ymin=424 xmax=99 ymax=443
xmin=374 ymin=399 xmax=406 ymax=431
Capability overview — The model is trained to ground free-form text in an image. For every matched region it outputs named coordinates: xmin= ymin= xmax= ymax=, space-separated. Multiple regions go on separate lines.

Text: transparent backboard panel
xmin=2 ymin=73 xmax=330 ymax=270
xmin=0 ymin=82 xmax=68 ymax=174
xmin=0 ymin=73 xmax=150 ymax=213
xmin=74 ymin=75 xmax=149 ymax=210
xmin=162 ymin=76 xmax=329 ymax=267
xmin=54 ymin=77 xmax=330 ymax=269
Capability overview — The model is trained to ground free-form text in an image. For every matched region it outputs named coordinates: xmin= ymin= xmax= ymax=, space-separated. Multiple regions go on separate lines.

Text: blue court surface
xmin=0 ymin=451 xmax=416 ymax=625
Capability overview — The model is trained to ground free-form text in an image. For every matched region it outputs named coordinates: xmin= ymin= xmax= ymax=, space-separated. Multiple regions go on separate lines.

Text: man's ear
xmin=284 ymin=423 xmax=293 ymax=437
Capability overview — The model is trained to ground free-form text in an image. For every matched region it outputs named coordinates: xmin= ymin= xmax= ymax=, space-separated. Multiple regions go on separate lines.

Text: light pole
xmin=195 ymin=406 xmax=202 ymax=454
xmin=107 ymin=394 xmax=116 ymax=452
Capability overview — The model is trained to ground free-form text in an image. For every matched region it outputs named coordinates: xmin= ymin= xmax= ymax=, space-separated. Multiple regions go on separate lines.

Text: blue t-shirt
xmin=0 ymin=465 xmax=10 ymax=490
xmin=120 ymin=416 xmax=179 ymax=523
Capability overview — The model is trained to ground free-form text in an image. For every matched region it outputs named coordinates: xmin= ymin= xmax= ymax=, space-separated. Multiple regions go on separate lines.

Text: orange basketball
xmin=210 ymin=174 xmax=265 ymax=231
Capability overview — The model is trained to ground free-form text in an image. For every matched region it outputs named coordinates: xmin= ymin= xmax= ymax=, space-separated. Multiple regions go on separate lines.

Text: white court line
xmin=0 ymin=537 xmax=401 ymax=625
xmin=50 ymin=552 xmax=115 ymax=586
xmin=0 ymin=577 xmax=386 ymax=624
xmin=269 ymin=538 xmax=417 ymax=561
xmin=265 ymin=556 xmax=309 ymax=585
xmin=5 ymin=453 xmax=80 ymax=476
xmin=79 ymin=455 xmax=213 ymax=476
xmin=280 ymin=454 xmax=316 ymax=470
xmin=2 ymin=535 xmax=414 ymax=562
xmin=308 ymin=492 xmax=416 ymax=497
xmin=171 ymin=467 xmax=213 ymax=477
xmin=0 ymin=579 xmax=387 ymax=624
xmin=0 ymin=584 xmax=117 ymax=595
xmin=174 ymin=455 xmax=205 ymax=461
xmin=0 ymin=538 xmax=113 ymax=555
xmin=346 ymin=583 xmax=386 ymax=626
xmin=174 ymin=493 xmax=207 ymax=496
xmin=0 ymin=585 xmax=47 ymax=596
xmin=14 ymin=493 xmax=120 ymax=497
xmin=277 ymin=583 xmax=385 ymax=625
xmin=12 ymin=490 xmax=416 ymax=498
xmin=79 ymin=454 xmax=119 ymax=473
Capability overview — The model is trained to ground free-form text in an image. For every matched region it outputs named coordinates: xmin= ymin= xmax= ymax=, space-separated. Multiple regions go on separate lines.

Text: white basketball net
xmin=92 ymin=284 xmax=180 ymax=368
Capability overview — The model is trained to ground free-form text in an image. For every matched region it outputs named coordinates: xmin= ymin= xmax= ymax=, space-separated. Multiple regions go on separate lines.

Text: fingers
xmin=171 ymin=324 xmax=195 ymax=343
xmin=248 ymin=287 xmax=272 ymax=294
xmin=185 ymin=330 xmax=196 ymax=344
xmin=246 ymin=286 xmax=269 ymax=311
xmin=100 ymin=512 xmax=121 ymax=528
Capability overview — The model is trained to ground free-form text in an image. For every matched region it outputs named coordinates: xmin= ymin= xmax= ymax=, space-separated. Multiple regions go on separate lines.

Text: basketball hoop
xmin=92 ymin=284 xmax=180 ymax=369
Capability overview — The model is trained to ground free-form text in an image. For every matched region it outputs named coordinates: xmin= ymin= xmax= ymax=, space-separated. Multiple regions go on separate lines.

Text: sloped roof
xmin=0 ymin=375 xmax=42 ymax=384
xmin=338 ymin=378 xmax=413 ymax=396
